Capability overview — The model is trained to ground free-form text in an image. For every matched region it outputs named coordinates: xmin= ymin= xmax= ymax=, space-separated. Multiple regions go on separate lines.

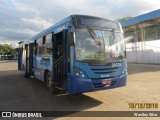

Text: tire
xmin=45 ymin=71 xmax=56 ymax=93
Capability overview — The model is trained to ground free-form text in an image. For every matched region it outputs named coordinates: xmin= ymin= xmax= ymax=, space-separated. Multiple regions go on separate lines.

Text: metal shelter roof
xmin=121 ymin=9 xmax=160 ymax=27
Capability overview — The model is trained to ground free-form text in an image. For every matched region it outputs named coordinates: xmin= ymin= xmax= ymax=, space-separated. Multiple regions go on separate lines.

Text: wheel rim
xmin=47 ymin=72 xmax=52 ymax=88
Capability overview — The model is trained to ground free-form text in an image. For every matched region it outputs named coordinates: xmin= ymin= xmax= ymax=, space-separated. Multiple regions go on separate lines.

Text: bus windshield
xmin=75 ymin=28 xmax=125 ymax=62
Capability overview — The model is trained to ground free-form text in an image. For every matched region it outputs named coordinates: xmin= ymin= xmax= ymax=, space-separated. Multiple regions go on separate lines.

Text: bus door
xmin=25 ymin=44 xmax=30 ymax=77
xmin=20 ymin=44 xmax=29 ymax=77
xmin=18 ymin=47 xmax=23 ymax=71
xmin=53 ymin=30 xmax=68 ymax=89
xmin=29 ymin=43 xmax=34 ymax=76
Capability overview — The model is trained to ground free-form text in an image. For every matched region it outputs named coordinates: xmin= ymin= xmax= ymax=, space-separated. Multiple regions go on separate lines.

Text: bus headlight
xmin=122 ymin=67 xmax=127 ymax=74
xmin=81 ymin=74 xmax=85 ymax=78
xmin=75 ymin=68 xmax=87 ymax=78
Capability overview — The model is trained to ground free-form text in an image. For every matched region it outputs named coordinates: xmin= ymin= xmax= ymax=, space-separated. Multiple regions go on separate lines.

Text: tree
xmin=0 ymin=44 xmax=16 ymax=55
xmin=116 ymin=17 xmax=132 ymax=22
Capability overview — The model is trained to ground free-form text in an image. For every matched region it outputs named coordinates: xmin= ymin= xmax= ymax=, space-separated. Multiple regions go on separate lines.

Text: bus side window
xmin=55 ymin=32 xmax=63 ymax=59
xmin=33 ymin=43 xmax=37 ymax=55
xmin=37 ymin=37 xmax=43 ymax=55
xmin=44 ymin=33 xmax=52 ymax=54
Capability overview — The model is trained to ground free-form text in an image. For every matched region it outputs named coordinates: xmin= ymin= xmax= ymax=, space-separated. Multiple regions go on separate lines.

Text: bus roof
xmin=31 ymin=15 xmax=119 ymax=41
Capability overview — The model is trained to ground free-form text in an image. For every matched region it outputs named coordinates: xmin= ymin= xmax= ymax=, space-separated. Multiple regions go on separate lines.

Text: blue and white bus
xmin=18 ymin=15 xmax=127 ymax=94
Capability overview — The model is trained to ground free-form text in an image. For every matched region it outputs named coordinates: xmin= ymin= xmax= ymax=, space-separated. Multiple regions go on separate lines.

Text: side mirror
xmin=68 ymin=32 xmax=74 ymax=46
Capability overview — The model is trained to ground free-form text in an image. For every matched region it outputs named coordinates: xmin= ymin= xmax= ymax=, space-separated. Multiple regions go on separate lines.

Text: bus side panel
xmin=33 ymin=38 xmax=53 ymax=81
xmin=32 ymin=39 xmax=44 ymax=81
xmin=18 ymin=48 xmax=23 ymax=71
xmin=33 ymin=54 xmax=52 ymax=81
xmin=33 ymin=54 xmax=44 ymax=81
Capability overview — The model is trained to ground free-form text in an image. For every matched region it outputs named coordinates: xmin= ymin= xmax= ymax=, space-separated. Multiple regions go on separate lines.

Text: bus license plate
xmin=102 ymin=79 xmax=111 ymax=85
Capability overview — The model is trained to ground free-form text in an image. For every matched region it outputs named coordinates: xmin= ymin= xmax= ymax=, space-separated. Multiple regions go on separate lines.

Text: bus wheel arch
xmin=44 ymin=69 xmax=56 ymax=93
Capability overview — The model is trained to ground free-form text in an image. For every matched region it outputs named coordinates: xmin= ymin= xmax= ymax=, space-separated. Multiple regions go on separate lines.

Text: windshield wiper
xmin=87 ymin=26 xmax=101 ymax=46
xmin=109 ymin=29 xmax=115 ymax=45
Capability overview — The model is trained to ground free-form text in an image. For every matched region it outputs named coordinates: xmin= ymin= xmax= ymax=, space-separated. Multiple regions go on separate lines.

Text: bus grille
xmin=93 ymin=80 xmax=117 ymax=88
xmin=91 ymin=67 xmax=118 ymax=74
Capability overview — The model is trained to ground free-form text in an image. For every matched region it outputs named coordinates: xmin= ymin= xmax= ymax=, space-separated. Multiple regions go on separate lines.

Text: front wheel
xmin=45 ymin=71 xmax=56 ymax=93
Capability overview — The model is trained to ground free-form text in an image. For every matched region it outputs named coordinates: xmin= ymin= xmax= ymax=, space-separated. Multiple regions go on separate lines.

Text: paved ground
xmin=0 ymin=61 xmax=160 ymax=120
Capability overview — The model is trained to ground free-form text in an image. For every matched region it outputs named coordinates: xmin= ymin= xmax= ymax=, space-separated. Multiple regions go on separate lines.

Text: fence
xmin=126 ymin=39 xmax=160 ymax=64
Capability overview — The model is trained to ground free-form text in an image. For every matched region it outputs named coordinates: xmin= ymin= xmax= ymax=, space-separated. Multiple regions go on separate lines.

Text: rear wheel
xmin=45 ymin=71 xmax=56 ymax=93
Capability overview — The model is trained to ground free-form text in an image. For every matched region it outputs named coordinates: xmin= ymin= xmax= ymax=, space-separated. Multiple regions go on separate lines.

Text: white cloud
xmin=21 ymin=18 xmax=52 ymax=29
xmin=0 ymin=0 xmax=160 ymax=44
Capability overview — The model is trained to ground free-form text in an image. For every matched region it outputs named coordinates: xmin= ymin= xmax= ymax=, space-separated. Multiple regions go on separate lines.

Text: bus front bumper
xmin=69 ymin=74 xmax=127 ymax=94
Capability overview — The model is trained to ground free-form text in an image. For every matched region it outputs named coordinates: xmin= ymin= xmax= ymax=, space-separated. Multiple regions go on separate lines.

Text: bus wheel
xmin=45 ymin=71 xmax=56 ymax=93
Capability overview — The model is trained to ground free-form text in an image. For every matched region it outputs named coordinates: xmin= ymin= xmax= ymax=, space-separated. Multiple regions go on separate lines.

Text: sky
xmin=0 ymin=0 xmax=160 ymax=46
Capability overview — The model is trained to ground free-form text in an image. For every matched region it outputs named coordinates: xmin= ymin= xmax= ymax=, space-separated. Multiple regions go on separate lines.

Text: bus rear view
xmin=18 ymin=15 xmax=127 ymax=94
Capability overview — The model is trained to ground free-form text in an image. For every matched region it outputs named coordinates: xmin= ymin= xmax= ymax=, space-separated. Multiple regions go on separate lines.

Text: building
xmin=121 ymin=9 xmax=160 ymax=64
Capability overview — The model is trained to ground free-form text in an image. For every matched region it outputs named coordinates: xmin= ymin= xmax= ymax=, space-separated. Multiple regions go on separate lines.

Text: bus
xmin=18 ymin=15 xmax=127 ymax=94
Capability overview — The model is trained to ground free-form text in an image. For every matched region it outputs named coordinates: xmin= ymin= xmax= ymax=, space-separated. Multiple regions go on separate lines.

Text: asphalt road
xmin=0 ymin=60 xmax=160 ymax=120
